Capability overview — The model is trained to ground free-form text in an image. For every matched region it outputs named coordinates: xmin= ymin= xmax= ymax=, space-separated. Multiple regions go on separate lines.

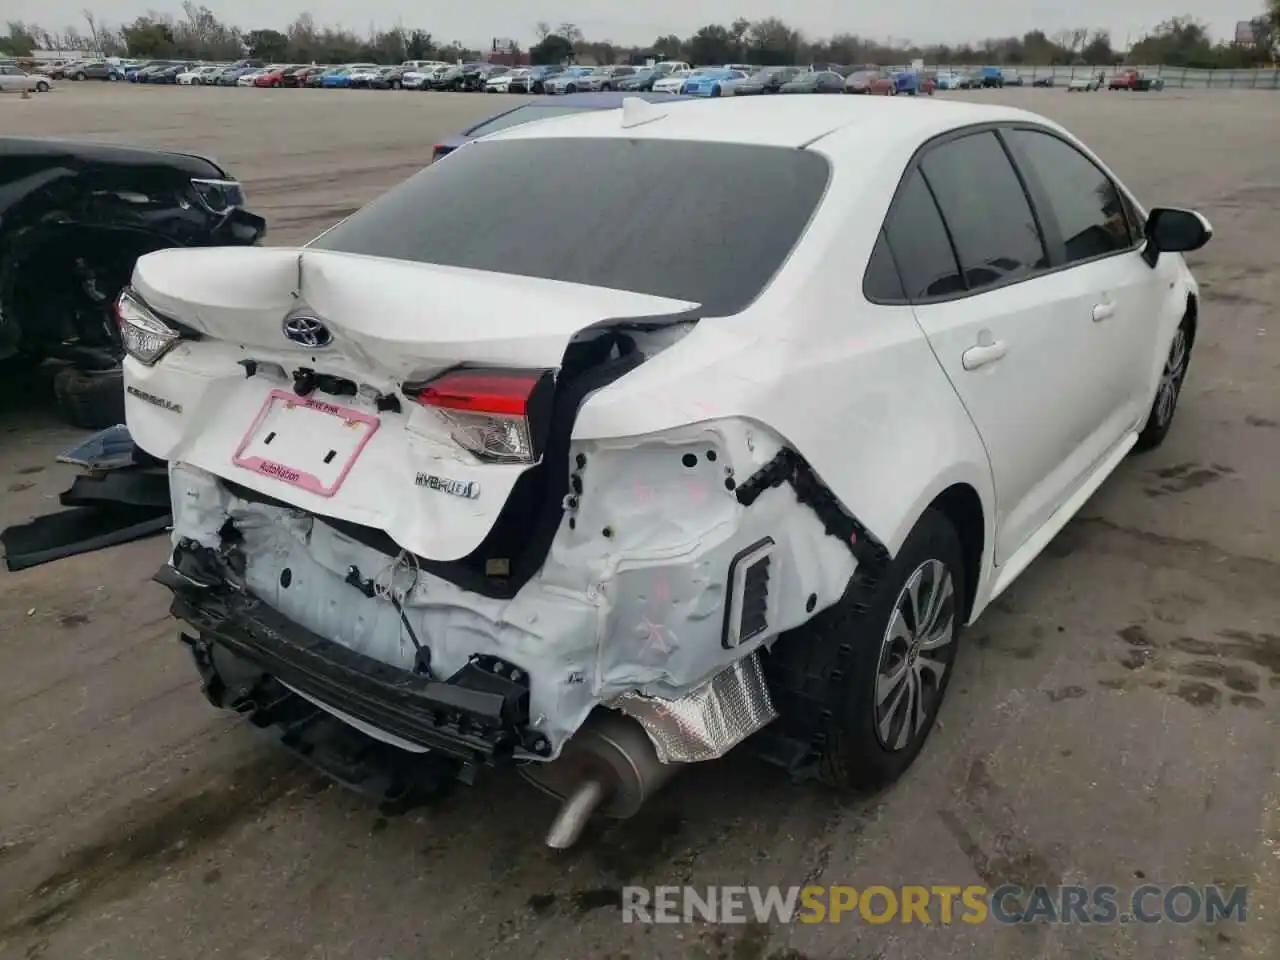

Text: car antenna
xmin=620 ymin=96 xmax=669 ymax=130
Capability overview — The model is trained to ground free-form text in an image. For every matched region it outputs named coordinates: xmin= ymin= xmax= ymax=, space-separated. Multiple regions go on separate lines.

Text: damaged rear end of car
xmin=126 ymin=122 xmax=885 ymax=846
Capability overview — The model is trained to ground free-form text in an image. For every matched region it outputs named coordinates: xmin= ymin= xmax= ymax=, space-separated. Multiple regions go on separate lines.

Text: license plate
xmin=231 ymin=389 xmax=380 ymax=498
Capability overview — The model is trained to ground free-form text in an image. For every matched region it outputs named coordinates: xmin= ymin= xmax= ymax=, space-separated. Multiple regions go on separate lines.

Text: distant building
xmin=486 ymin=37 xmax=530 ymax=67
xmin=31 ymin=48 xmax=94 ymax=62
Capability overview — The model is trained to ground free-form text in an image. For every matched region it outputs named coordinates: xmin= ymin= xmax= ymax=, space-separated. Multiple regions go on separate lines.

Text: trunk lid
xmin=132 ymin=246 xmax=697 ymax=374
xmin=129 ymin=246 xmax=698 ymax=562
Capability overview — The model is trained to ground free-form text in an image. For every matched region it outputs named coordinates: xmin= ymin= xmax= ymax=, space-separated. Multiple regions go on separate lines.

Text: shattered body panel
xmin=166 ymin=406 xmax=857 ymax=756
xmin=0 ymin=137 xmax=266 ymax=363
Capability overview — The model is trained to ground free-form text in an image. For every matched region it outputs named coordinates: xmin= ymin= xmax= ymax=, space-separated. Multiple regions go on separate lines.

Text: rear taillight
xmin=407 ymin=367 xmax=554 ymax=464
xmin=115 ymin=288 xmax=181 ymax=365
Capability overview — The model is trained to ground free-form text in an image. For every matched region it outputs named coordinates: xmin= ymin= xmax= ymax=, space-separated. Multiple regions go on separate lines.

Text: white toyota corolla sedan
xmin=118 ymin=95 xmax=1210 ymax=848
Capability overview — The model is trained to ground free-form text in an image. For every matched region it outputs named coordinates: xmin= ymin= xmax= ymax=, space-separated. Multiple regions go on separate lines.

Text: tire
xmin=565 ymin=84 xmax=576 ymax=94
xmin=1134 ymin=313 xmax=1193 ymax=452
xmin=391 ymin=80 xmax=401 ymax=90
xmin=71 ymin=73 xmax=85 ymax=81
xmin=711 ymin=84 xmax=721 ymax=97
xmin=36 ymin=81 xmax=50 ymax=93
xmin=52 ymin=365 xmax=126 ymax=431
xmin=764 ymin=507 xmax=966 ymax=792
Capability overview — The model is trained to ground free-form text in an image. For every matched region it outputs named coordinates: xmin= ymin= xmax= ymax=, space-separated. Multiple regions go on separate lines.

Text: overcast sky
xmin=12 ymin=0 xmax=1252 ymax=49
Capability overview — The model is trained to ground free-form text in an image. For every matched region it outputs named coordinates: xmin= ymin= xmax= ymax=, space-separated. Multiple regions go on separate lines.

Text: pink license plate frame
xmin=231 ymin=389 xmax=380 ymax=498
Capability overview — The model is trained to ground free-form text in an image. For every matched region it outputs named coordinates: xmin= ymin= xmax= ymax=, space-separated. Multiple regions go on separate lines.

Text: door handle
xmin=1092 ymin=301 xmax=1116 ymax=322
xmin=961 ymin=340 xmax=1008 ymax=371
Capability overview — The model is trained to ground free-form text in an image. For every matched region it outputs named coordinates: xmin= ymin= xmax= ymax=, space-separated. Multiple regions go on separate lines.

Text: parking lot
xmin=0 ymin=83 xmax=1277 ymax=960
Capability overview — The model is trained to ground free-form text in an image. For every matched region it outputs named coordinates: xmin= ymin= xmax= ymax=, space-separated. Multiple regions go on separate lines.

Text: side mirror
xmin=1142 ymin=207 xmax=1213 ymax=267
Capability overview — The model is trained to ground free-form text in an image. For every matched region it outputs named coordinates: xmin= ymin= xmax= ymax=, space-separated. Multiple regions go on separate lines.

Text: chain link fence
xmin=902 ymin=64 xmax=1280 ymax=89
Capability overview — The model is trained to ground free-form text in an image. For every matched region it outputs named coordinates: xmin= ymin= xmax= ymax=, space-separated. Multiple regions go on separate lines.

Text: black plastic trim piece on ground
xmin=2 ymin=508 xmax=170 ymax=572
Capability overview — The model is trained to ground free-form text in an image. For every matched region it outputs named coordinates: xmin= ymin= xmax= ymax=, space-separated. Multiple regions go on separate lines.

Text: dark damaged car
xmin=0 ymin=137 xmax=265 ymax=428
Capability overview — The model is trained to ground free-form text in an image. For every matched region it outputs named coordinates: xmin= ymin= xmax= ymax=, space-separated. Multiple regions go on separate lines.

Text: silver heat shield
xmin=612 ymin=650 xmax=778 ymax=763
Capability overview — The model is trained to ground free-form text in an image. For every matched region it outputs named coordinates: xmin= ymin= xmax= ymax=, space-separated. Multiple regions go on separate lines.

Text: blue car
xmin=322 ymin=64 xmax=377 ymax=88
xmin=431 ymin=91 xmax=695 ymax=161
xmin=892 ymin=71 xmax=921 ymax=95
xmin=681 ymin=69 xmax=747 ymax=97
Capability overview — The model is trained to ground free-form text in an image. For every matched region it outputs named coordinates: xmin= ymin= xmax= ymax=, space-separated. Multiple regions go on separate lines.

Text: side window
xmin=1006 ymin=129 xmax=1135 ymax=263
xmin=879 ymin=168 xmax=965 ymax=300
xmin=919 ymin=131 xmax=1048 ymax=292
xmin=864 ymin=230 xmax=906 ymax=302
xmin=1120 ymin=191 xmax=1145 ymax=242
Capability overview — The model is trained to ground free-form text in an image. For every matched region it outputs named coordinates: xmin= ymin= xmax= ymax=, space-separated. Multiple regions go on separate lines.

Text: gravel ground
xmin=0 ymin=84 xmax=1276 ymax=960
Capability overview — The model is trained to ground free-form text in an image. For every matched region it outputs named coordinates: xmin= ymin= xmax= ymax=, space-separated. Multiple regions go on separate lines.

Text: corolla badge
xmin=282 ymin=315 xmax=332 ymax=348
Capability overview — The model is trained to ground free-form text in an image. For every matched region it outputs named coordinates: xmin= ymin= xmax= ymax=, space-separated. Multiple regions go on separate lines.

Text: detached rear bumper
xmin=164 ymin=569 xmax=546 ymax=766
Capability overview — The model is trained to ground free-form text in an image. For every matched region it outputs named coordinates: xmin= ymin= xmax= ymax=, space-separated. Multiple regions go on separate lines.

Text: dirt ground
xmin=0 ymin=84 xmax=1276 ymax=960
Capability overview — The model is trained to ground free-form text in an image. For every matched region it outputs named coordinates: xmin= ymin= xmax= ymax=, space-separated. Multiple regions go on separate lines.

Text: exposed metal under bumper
xmin=612 ymin=651 xmax=778 ymax=763
xmin=166 ymin=573 xmax=543 ymax=765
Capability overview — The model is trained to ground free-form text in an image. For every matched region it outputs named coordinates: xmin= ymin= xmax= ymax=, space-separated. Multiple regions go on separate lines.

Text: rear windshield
xmin=311 ymin=138 xmax=830 ymax=317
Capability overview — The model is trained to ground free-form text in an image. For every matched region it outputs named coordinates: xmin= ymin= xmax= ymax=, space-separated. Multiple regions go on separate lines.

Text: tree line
xmin=2 ymin=3 xmax=1277 ymax=69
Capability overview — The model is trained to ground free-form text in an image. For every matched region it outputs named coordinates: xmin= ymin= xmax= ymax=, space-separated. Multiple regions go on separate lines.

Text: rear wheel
xmin=392 ymin=79 xmax=402 ymax=90
xmin=711 ymin=84 xmax=721 ymax=97
xmin=765 ymin=508 xmax=965 ymax=791
xmin=36 ymin=81 xmax=50 ymax=93
xmin=53 ymin=365 xmax=126 ymax=431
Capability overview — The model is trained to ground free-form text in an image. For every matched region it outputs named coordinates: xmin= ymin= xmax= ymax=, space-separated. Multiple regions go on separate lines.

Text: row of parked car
xmin=414 ymin=62 xmax=936 ymax=97
xmin=16 ymin=55 xmax=1167 ymax=98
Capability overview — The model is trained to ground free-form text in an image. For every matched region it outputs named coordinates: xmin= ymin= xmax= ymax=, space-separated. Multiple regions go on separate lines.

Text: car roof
xmin=483 ymin=95 xmax=1051 ymax=152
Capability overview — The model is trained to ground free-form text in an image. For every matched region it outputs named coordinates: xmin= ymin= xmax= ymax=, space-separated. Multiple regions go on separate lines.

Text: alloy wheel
xmin=1154 ymin=327 xmax=1188 ymax=429
xmin=874 ymin=559 xmax=956 ymax=751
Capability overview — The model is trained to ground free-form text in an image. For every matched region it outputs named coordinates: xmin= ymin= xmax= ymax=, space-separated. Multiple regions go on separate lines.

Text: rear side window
xmin=875 ymin=168 xmax=965 ymax=301
xmin=863 ymin=231 xmax=906 ymax=302
xmin=919 ymin=131 xmax=1048 ymax=292
xmin=1005 ymin=129 xmax=1135 ymax=264
xmin=312 ymin=138 xmax=831 ymax=317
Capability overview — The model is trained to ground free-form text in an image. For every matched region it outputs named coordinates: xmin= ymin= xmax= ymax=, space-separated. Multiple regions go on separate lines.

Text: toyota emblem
xmin=282 ymin=315 xmax=333 ymax=348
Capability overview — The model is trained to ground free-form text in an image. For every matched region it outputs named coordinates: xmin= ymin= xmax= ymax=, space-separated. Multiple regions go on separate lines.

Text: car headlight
xmin=190 ymin=178 xmax=246 ymax=215
xmin=115 ymin=288 xmax=182 ymax=365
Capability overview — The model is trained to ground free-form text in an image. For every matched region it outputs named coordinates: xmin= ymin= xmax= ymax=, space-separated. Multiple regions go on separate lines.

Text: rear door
xmin=1001 ymin=127 xmax=1165 ymax=427
xmin=886 ymin=129 xmax=1134 ymax=566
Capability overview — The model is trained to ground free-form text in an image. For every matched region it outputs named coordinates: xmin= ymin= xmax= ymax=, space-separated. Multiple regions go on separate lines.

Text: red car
xmin=869 ymin=75 xmax=896 ymax=95
xmin=253 ymin=66 xmax=293 ymax=88
xmin=283 ymin=66 xmax=317 ymax=87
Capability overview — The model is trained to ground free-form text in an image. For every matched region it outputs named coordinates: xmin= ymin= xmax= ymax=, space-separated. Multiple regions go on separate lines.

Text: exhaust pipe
xmin=520 ymin=709 xmax=683 ymax=849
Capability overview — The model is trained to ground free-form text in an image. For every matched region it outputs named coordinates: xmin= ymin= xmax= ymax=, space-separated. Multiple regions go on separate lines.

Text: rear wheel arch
xmin=1184 ymin=291 xmax=1198 ymax=349
xmin=927 ymin=483 xmax=984 ymax=623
